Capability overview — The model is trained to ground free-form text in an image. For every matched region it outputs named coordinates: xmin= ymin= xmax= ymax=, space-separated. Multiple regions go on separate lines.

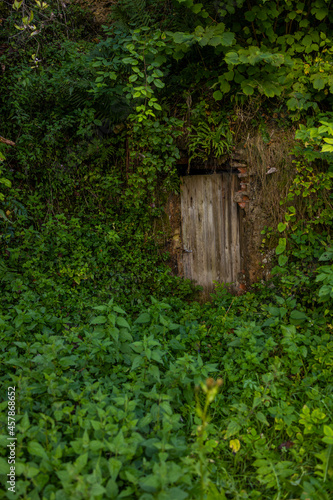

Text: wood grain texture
xmin=180 ymin=173 xmax=242 ymax=293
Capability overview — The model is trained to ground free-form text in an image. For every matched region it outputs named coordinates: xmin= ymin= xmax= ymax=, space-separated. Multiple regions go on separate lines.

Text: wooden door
xmin=180 ymin=173 xmax=242 ymax=293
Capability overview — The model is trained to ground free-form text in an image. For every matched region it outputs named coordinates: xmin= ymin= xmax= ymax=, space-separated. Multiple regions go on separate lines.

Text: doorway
xmin=180 ymin=173 xmax=243 ymax=293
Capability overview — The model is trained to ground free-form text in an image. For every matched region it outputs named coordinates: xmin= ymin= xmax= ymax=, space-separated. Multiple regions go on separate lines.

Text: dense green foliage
xmin=1 ymin=0 xmax=333 ymax=499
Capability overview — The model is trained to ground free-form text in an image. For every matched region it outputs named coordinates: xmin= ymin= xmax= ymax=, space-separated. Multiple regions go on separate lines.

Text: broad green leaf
xmin=213 ymin=90 xmax=223 ymax=100
xmin=242 ymin=84 xmax=255 ymax=95
xmin=106 ymin=479 xmax=119 ymax=498
xmin=220 ymin=32 xmax=235 ymax=46
xmin=313 ymin=7 xmax=328 ymax=20
xmin=131 ymin=355 xmax=144 ymax=371
xmin=135 ymin=312 xmax=151 ymax=324
xmin=313 ymin=76 xmax=325 ymax=90
xmin=278 ymin=222 xmax=287 ymax=232
xmin=278 ymin=255 xmax=288 ymax=267
xmin=276 ymin=238 xmax=286 ymax=255
xmin=219 ymin=79 xmax=231 ymax=93
xmin=0 ymin=457 xmax=9 ymax=474
xmin=90 ymin=484 xmax=106 ymax=497
xmin=158 ymin=488 xmax=188 ymax=500
xmin=27 ymin=441 xmax=48 ymax=459
xmin=117 ymin=317 xmax=130 ymax=329
xmin=322 ymin=144 xmax=333 ymax=153
xmin=139 ymin=474 xmax=160 ymax=493
xmin=148 ymin=364 xmax=160 ymax=381
xmin=225 ymin=51 xmax=239 ymax=65
xmin=225 ymin=420 xmax=241 ymax=438
xmin=290 ymin=310 xmax=307 ymax=321
xmin=122 ymin=57 xmax=138 ymax=65
xmin=256 ymin=412 xmax=269 ymax=426
xmin=154 ymin=79 xmax=165 ymax=88
xmin=192 ymin=4 xmax=202 ymax=14
xmin=108 ymin=458 xmax=122 ymax=480
xmin=90 ymin=315 xmax=107 ymax=324
xmin=109 ymin=327 xmax=119 ymax=342
xmin=75 ymin=452 xmax=88 ymax=472
xmin=113 ymin=306 xmax=126 ymax=314
xmin=319 ymin=248 xmax=333 ymax=261
xmin=324 ymin=425 xmax=333 ymax=437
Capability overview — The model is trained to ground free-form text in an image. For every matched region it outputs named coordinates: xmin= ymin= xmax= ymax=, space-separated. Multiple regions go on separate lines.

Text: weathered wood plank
xmin=180 ymin=173 xmax=242 ymax=294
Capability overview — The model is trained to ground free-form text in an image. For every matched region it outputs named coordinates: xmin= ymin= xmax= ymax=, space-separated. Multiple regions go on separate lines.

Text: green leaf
xmin=290 ymin=310 xmax=307 ymax=321
xmin=122 ymin=57 xmax=138 ymax=65
xmin=90 ymin=484 xmax=106 ymax=497
xmin=109 ymin=327 xmax=119 ymax=342
xmin=324 ymin=425 xmax=333 ymax=437
xmin=113 ymin=306 xmax=126 ymax=314
xmin=158 ymin=488 xmax=188 ymax=500
xmin=242 ymin=84 xmax=255 ymax=95
xmin=278 ymin=255 xmax=288 ymax=267
xmin=154 ymin=79 xmax=165 ymax=88
xmin=131 ymin=355 xmax=144 ymax=371
xmin=219 ymin=79 xmax=231 ymax=93
xmin=245 ymin=11 xmax=255 ymax=22
xmin=192 ymin=4 xmax=202 ymax=14
xmin=108 ymin=458 xmax=122 ymax=480
xmin=0 ymin=210 xmax=10 ymax=221
xmin=321 ymin=144 xmax=333 ymax=153
xmin=75 ymin=452 xmax=88 ymax=472
xmin=0 ymin=177 xmax=11 ymax=187
xmin=213 ymin=90 xmax=223 ymax=101
xmin=148 ymin=365 xmax=160 ymax=382
xmin=225 ymin=420 xmax=241 ymax=438
xmin=116 ymin=317 xmax=130 ymax=329
xmin=106 ymin=479 xmax=119 ymax=498
xmin=313 ymin=8 xmax=328 ymax=20
xmin=93 ymin=305 xmax=107 ymax=311
xmin=278 ymin=222 xmax=287 ymax=232
xmin=256 ymin=412 xmax=269 ymax=426
xmin=0 ymin=457 xmax=9 ymax=474
xmin=319 ymin=248 xmax=333 ymax=261
xmin=221 ymin=32 xmax=235 ymax=46
xmin=135 ymin=312 xmax=151 ymax=324
xmin=90 ymin=315 xmax=107 ymax=325
xmin=302 ymin=35 xmax=313 ymax=47
xmin=27 ymin=441 xmax=48 ymax=459
xmin=225 ymin=51 xmax=239 ymax=65
xmin=276 ymin=238 xmax=286 ymax=255
xmin=313 ymin=76 xmax=325 ymax=90
xmin=322 ymin=436 xmax=333 ymax=444
xmin=139 ymin=475 xmax=160 ymax=493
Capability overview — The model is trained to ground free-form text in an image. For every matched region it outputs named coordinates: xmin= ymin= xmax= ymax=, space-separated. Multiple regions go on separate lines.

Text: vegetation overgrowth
xmin=1 ymin=0 xmax=333 ymax=498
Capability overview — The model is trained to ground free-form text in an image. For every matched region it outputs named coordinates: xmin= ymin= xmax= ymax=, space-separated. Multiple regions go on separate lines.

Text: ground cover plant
xmin=1 ymin=0 xmax=333 ymax=499
xmin=1 ymin=242 xmax=333 ymax=499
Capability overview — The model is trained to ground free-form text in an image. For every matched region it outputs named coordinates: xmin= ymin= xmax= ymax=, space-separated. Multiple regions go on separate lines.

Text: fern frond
xmin=111 ymin=0 xmax=150 ymax=29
